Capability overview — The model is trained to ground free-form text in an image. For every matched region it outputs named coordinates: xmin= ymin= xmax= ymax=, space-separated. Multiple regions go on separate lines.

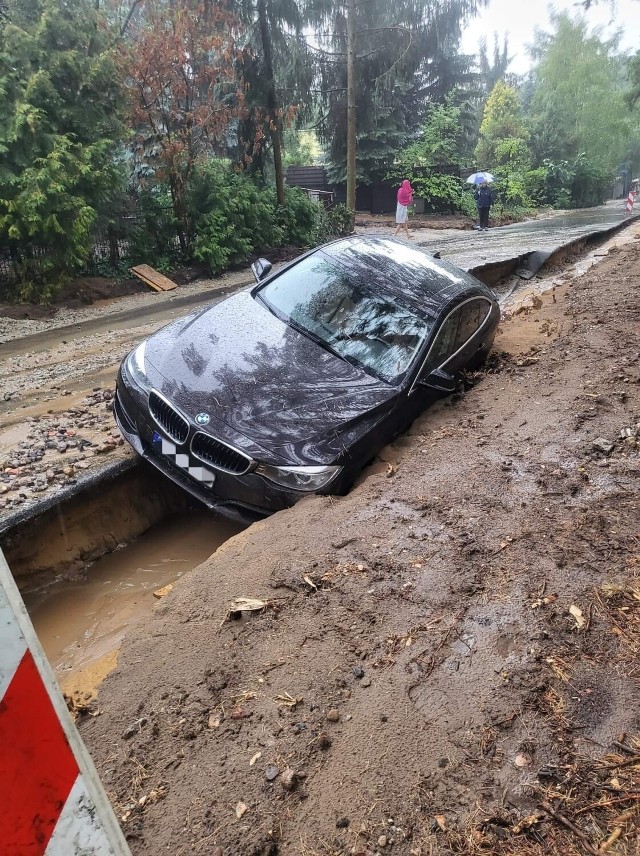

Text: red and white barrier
xmin=0 ymin=549 xmax=131 ymax=856
xmin=626 ymin=190 xmax=636 ymax=213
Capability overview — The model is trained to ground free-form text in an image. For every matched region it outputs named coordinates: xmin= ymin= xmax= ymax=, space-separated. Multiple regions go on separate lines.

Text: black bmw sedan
xmin=114 ymin=237 xmax=500 ymax=522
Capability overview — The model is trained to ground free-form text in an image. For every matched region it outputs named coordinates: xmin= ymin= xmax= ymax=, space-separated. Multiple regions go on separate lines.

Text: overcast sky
xmin=460 ymin=0 xmax=639 ymax=74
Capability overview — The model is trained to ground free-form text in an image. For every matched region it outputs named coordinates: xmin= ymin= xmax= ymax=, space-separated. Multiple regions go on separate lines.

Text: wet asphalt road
xmin=367 ymin=200 xmax=638 ymax=271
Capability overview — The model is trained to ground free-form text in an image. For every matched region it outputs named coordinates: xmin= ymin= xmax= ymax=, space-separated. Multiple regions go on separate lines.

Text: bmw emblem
xmin=195 ymin=412 xmax=210 ymax=426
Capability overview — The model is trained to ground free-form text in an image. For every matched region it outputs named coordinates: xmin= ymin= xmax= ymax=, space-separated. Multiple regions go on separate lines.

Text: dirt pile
xmin=78 ymin=235 xmax=640 ymax=854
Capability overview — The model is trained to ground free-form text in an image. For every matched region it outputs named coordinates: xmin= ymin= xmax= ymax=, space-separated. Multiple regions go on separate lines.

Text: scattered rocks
xmin=326 ymin=708 xmax=340 ymax=722
xmin=353 ymin=666 xmax=365 ymax=679
xmin=316 ymin=732 xmax=332 ymax=750
xmin=265 ymin=765 xmax=279 ymax=781
xmin=280 ymin=768 xmax=298 ymax=791
xmin=592 ymin=437 xmax=615 ymax=454
xmin=0 ymin=395 xmax=123 ymax=515
xmin=122 ymin=717 xmax=148 ymax=739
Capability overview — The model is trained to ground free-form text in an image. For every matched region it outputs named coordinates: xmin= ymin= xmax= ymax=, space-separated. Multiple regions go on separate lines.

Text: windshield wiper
xmin=285 ymin=318 xmax=351 ymax=364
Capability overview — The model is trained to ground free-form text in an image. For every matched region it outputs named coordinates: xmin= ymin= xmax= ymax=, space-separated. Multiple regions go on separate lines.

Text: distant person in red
xmin=394 ymin=179 xmax=414 ymax=238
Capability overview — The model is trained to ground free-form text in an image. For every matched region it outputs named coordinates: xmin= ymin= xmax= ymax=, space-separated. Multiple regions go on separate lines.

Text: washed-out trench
xmin=4 ymin=222 xmax=637 ymax=712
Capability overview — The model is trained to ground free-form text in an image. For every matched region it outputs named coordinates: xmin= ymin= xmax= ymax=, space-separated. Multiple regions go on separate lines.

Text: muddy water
xmin=23 ymin=510 xmax=243 ymax=697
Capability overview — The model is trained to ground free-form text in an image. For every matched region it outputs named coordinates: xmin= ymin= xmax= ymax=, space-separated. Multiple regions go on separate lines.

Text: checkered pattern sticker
xmin=152 ymin=432 xmax=216 ymax=486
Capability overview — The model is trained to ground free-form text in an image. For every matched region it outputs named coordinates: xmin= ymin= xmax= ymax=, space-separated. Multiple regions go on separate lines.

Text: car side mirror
xmin=419 ymin=367 xmax=457 ymax=393
xmin=251 ymin=258 xmax=273 ymax=282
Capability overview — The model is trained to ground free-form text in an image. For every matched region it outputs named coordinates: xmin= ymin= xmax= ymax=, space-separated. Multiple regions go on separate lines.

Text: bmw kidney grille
xmin=149 ymin=390 xmax=190 ymax=445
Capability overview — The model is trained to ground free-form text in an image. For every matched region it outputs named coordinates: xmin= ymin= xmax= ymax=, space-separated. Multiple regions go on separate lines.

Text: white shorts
xmin=396 ymin=203 xmax=408 ymax=224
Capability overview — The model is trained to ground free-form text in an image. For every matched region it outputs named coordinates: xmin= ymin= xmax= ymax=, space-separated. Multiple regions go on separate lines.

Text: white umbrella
xmin=466 ymin=171 xmax=495 ymax=185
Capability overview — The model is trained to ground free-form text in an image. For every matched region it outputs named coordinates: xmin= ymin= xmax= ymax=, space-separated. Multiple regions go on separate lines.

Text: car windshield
xmin=257 ymin=252 xmax=434 ymax=383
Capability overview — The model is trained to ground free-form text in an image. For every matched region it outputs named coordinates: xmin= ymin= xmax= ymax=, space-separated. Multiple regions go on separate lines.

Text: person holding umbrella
xmin=394 ymin=179 xmax=414 ymax=238
xmin=466 ymin=171 xmax=495 ymax=231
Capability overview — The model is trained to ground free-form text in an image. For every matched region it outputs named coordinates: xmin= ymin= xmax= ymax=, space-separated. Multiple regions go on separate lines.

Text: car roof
xmin=321 ymin=236 xmax=490 ymax=316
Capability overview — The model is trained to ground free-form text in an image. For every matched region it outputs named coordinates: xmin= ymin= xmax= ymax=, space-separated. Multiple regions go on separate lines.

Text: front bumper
xmin=114 ymin=380 xmax=317 ymax=524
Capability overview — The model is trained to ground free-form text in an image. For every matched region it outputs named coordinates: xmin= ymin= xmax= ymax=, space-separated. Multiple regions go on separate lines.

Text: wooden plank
xmin=130 ymin=264 xmax=178 ymax=292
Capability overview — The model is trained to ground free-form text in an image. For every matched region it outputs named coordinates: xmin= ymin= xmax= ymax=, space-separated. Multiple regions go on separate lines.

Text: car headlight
xmin=256 ymin=463 xmax=342 ymax=491
xmin=125 ymin=341 xmax=151 ymax=393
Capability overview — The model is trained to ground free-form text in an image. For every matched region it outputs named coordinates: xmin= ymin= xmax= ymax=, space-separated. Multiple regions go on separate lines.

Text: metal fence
xmin=0 ymin=206 xmax=179 ymax=288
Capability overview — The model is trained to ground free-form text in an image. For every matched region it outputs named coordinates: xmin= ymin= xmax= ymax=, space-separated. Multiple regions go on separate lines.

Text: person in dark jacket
xmin=474 ymin=181 xmax=494 ymax=231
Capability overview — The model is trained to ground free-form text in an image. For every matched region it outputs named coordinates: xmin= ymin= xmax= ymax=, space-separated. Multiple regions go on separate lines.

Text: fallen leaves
xmin=222 ymin=596 xmax=271 ymax=624
xmin=208 ymin=712 xmax=222 ymax=729
xmin=274 ymin=691 xmax=302 ymax=709
xmin=569 ymin=603 xmax=586 ymax=630
xmin=153 ymin=583 xmax=173 ymax=599
xmin=511 ymin=813 xmax=543 ymax=834
xmin=531 ymin=593 xmax=558 ymax=609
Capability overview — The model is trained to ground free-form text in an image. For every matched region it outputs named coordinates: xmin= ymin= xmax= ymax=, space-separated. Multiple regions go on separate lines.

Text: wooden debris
xmin=130 ymin=264 xmax=178 ymax=292
xmin=540 ymin=800 xmax=601 ymax=856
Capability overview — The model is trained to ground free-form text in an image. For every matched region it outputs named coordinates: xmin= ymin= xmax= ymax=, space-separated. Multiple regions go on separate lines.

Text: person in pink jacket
xmin=394 ymin=179 xmax=414 ymax=238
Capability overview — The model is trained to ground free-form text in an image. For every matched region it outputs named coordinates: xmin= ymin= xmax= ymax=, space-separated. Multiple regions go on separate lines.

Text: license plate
xmin=151 ymin=432 xmax=215 ymax=486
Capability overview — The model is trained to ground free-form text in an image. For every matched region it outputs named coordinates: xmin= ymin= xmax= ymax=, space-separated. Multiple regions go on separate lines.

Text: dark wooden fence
xmin=285 ymin=164 xmax=466 ymax=214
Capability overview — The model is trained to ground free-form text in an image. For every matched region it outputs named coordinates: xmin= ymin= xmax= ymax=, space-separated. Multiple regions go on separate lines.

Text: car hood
xmin=144 ymin=291 xmax=397 ymax=450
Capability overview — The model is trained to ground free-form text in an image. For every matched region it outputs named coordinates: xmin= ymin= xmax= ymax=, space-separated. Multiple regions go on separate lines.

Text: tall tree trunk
xmin=346 ymin=0 xmax=357 ymax=213
xmin=257 ymin=0 xmax=285 ymax=207
xmin=271 ymin=124 xmax=285 ymax=207
xmin=169 ymin=176 xmax=188 ymax=256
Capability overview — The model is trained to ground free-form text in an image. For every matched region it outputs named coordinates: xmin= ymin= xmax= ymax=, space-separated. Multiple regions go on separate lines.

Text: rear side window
xmin=421 ymin=297 xmax=491 ymax=372
xmin=454 ymin=299 xmax=491 ymax=350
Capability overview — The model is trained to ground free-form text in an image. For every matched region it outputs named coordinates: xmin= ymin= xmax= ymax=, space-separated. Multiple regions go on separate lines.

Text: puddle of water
xmin=23 ymin=510 xmax=242 ymax=696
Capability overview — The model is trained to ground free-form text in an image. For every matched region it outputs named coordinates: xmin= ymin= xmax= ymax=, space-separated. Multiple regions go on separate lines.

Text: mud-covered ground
xmin=73 ymin=230 xmax=640 ymax=855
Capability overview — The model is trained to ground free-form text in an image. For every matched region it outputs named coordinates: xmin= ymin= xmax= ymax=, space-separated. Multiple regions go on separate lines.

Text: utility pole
xmin=258 ymin=0 xmax=285 ymax=206
xmin=346 ymin=0 xmax=356 ymax=213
